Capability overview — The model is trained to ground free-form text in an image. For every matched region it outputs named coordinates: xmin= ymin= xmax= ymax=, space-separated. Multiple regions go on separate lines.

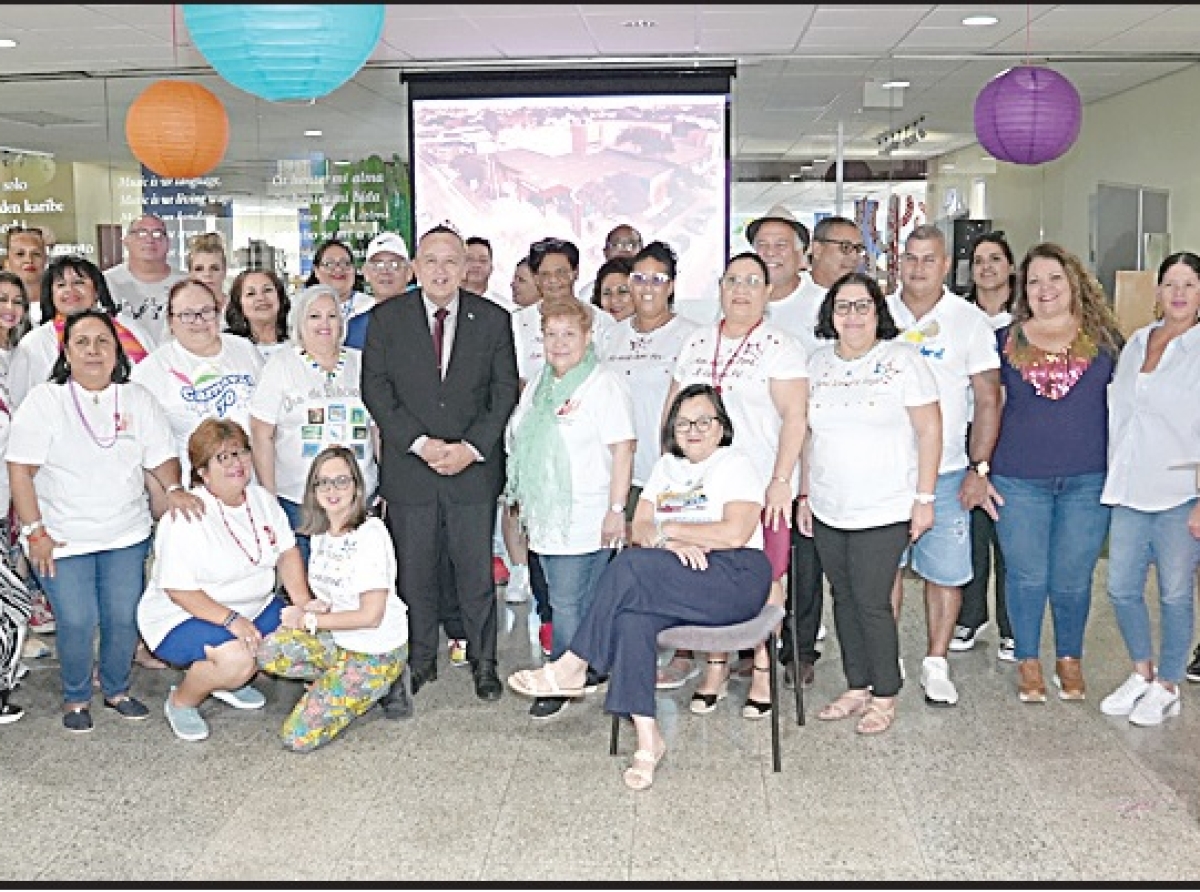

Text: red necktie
xmin=433 ymin=307 xmax=449 ymax=375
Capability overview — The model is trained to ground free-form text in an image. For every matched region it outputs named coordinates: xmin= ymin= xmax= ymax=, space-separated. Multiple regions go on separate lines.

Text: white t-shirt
xmin=886 ymin=289 xmax=1000 ymax=473
xmin=103 ymin=263 xmax=187 ymax=348
xmin=137 ymin=483 xmax=296 ymax=650
xmin=7 ymin=380 xmax=176 ymax=557
xmin=807 ymin=340 xmax=940 ymax=529
xmin=673 ymin=321 xmax=808 ymax=491
xmin=765 ymin=274 xmax=831 ymax=360
xmin=598 ymin=315 xmax=698 ymax=486
xmin=131 ymin=334 xmax=265 ymax=475
xmin=8 ymin=316 xmax=156 ymax=407
xmin=641 ymin=447 xmax=765 ymax=550
xmin=248 ymin=345 xmax=378 ymax=503
xmin=308 ymin=517 xmax=407 ymax=655
xmin=512 ymin=299 xmax=614 ymax=384
xmin=505 ymin=364 xmax=635 ymax=555
xmin=0 ymin=390 xmax=12 ymax=512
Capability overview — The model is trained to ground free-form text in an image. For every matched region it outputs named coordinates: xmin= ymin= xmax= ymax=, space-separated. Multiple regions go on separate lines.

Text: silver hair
xmin=288 ymin=283 xmax=346 ymax=347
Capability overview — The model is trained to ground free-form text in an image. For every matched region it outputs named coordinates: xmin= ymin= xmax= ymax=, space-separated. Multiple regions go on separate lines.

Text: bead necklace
xmin=213 ymin=490 xmax=262 ymax=565
xmin=302 ymin=347 xmax=346 ymax=397
xmin=710 ymin=318 xmax=762 ymax=394
xmin=1004 ymin=324 xmax=1098 ymax=400
xmin=68 ymin=379 xmax=119 ymax=449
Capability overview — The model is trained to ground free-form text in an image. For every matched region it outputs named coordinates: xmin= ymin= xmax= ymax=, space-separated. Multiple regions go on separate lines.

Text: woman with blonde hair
xmin=186 ymin=232 xmax=230 ymax=313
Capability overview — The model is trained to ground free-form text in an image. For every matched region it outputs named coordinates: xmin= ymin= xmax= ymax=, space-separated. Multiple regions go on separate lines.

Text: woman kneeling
xmin=507 ymin=384 xmax=771 ymax=790
xmin=258 ymin=446 xmax=407 ymax=752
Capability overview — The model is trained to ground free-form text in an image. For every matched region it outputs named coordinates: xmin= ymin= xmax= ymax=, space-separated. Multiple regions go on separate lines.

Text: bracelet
xmin=771 ymin=476 xmax=789 ymax=485
xmin=304 ymin=612 xmax=319 ymax=635
xmin=797 ymin=494 xmax=809 ymax=504
xmin=20 ymin=519 xmax=43 ymax=537
xmin=27 ymin=527 xmax=48 ymax=543
xmin=166 ymin=483 xmax=184 ymax=495
xmin=914 ymin=493 xmax=937 ymax=505
xmin=221 ymin=610 xmax=239 ymax=629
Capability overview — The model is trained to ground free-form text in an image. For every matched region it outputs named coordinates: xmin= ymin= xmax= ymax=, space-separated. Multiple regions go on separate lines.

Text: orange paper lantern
xmin=125 ymin=80 xmax=229 ymax=179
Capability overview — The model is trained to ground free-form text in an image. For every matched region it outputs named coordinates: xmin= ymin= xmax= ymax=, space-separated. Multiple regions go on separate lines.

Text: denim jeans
xmin=1107 ymin=501 xmax=1200 ymax=683
xmin=992 ymin=473 xmax=1110 ymax=661
xmin=538 ymin=549 xmax=614 ymax=659
xmin=38 ymin=538 xmax=152 ymax=705
xmin=278 ymin=497 xmax=311 ymax=566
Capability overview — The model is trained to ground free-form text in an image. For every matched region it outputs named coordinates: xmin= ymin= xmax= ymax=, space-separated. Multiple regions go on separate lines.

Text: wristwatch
xmin=970 ymin=460 xmax=990 ymax=478
xmin=609 ymin=503 xmax=624 ymax=514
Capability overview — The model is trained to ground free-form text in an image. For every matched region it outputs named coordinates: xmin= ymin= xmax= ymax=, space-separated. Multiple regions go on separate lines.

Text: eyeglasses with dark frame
xmin=816 ymin=237 xmax=867 ymax=256
xmin=319 ymin=259 xmax=355 ymax=272
xmin=213 ymin=447 xmax=252 ymax=467
xmin=171 ymin=305 xmax=219 ymax=325
xmin=673 ymin=415 xmax=718 ymax=434
xmin=832 ymin=299 xmax=874 ymax=316
xmin=314 ymin=474 xmax=355 ymax=493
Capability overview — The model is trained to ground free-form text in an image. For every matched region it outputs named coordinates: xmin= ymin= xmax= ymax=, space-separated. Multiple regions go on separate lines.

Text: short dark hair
xmin=814 ymin=272 xmax=900 ymax=341
xmin=299 ymin=445 xmax=369 ymax=536
xmin=305 ymin=238 xmax=363 ymax=293
xmin=967 ymin=232 xmax=1017 ymax=309
xmin=50 ymin=308 xmax=132 ymax=385
xmin=226 ymin=268 xmax=291 ymax=344
xmin=528 ymin=237 xmax=580 ymax=273
xmin=465 ymin=236 xmax=492 ymax=256
xmin=662 ymin=383 xmax=734 ymax=458
xmin=723 ymin=251 xmax=771 ymax=287
xmin=812 ymin=216 xmax=859 ymax=242
xmin=41 ymin=255 xmax=118 ymax=324
xmin=590 ymin=256 xmax=633 ymax=308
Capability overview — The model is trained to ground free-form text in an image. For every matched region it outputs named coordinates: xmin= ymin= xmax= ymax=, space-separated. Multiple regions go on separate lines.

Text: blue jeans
xmin=539 ymin=550 xmax=614 ymax=660
xmin=992 ymin=473 xmax=1110 ymax=661
xmin=279 ymin=497 xmax=311 ymax=566
xmin=1107 ymin=501 xmax=1200 ymax=683
xmin=38 ymin=538 xmax=152 ymax=705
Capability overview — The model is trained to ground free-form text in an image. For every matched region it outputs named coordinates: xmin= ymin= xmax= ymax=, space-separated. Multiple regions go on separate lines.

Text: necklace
xmin=213 ymin=491 xmax=262 ymax=565
xmin=302 ymin=347 xmax=345 ymax=397
xmin=68 ymin=379 xmax=119 ymax=449
xmin=1004 ymin=324 xmax=1098 ymax=400
xmin=710 ymin=318 xmax=762 ymax=394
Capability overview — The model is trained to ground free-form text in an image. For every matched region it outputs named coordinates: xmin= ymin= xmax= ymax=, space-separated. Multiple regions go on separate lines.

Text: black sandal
xmin=689 ymin=659 xmax=729 ymax=715
xmin=742 ymin=665 xmax=773 ymax=720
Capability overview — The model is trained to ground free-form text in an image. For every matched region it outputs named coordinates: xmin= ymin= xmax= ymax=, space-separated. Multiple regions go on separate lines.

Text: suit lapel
xmin=442 ymin=290 xmax=476 ymax=384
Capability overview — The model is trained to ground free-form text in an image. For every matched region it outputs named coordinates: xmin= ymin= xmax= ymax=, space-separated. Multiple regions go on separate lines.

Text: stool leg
xmin=788 ymin=537 xmax=805 ymax=727
xmin=609 ymin=713 xmax=620 ymax=756
xmin=768 ymin=631 xmax=781 ymax=772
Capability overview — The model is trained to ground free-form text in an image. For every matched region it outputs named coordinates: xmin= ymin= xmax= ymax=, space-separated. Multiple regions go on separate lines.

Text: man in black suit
xmin=362 ymin=224 xmax=519 ymax=702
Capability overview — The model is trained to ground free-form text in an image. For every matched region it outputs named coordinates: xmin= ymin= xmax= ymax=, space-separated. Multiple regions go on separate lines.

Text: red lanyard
xmin=710 ymin=318 xmax=762 ymax=394
xmin=215 ymin=494 xmax=262 ymax=565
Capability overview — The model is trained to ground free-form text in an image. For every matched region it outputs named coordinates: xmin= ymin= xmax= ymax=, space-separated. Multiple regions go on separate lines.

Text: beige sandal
xmin=623 ymin=742 xmax=666 ymax=791
xmin=855 ymin=699 xmax=896 ymax=735
xmin=817 ymin=689 xmax=871 ymax=721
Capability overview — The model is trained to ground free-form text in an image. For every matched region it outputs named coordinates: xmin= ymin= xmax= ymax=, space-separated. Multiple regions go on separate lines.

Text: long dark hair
xmin=50 ymin=308 xmax=131 ymax=385
xmin=226 ymin=268 xmax=291 ymax=344
xmin=0 ymin=270 xmax=32 ymax=347
xmin=40 ymin=255 xmax=118 ymax=324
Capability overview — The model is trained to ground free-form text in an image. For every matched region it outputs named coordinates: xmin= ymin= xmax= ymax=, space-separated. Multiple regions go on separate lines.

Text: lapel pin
xmin=467 ymin=312 xmax=475 ymax=320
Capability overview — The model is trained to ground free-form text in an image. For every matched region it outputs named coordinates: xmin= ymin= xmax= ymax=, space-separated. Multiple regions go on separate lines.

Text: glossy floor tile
xmin=4 ymin=562 xmax=1200 ymax=882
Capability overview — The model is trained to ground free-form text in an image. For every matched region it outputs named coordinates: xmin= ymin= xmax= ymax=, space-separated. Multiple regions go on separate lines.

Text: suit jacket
xmin=361 ymin=287 xmax=518 ymax=505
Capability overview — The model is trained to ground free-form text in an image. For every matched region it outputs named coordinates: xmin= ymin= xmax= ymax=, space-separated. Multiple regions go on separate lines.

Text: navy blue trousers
xmin=570 ymin=547 xmax=771 ymax=718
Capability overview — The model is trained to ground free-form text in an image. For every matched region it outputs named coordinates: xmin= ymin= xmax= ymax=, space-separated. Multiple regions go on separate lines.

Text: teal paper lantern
xmin=182 ymin=5 xmax=385 ymax=102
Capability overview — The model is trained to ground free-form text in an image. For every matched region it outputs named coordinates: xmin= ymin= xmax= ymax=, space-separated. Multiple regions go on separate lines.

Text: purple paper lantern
xmin=974 ymin=65 xmax=1082 ymax=165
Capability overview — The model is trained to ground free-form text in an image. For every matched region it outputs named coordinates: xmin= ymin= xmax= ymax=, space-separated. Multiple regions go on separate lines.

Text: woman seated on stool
xmin=257 ymin=445 xmax=408 ymax=752
xmin=137 ymin=418 xmax=312 ymax=742
xmin=507 ymin=383 xmax=773 ymax=791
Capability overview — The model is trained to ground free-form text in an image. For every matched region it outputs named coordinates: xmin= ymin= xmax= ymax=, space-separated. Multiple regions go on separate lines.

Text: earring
xmin=63 ymin=360 xmax=71 ymax=373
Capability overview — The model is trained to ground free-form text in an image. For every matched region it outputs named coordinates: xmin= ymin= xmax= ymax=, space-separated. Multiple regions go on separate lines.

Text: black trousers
xmin=783 ymin=524 xmax=825 ymax=665
xmin=957 ymin=506 xmax=1011 ymax=638
xmin=387 ymin=494 xmax=499 ymax=672
xmin=812 ymin=518 xmax=909 ymax=699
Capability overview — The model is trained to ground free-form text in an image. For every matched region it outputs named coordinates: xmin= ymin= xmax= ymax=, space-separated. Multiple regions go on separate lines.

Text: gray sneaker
xmin=164 ymin=687 xmax=210 ymax=741
xmin=211 ymin=684 xmax=266 ymax=710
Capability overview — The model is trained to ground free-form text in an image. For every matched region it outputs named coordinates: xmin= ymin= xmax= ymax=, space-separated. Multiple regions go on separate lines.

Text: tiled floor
xmin=5 ymin=561 xmax=1200 ymax=882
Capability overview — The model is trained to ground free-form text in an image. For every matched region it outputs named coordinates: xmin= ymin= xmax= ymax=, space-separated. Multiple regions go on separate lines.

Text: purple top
xmin=991 ymin=326 xmax=1115 ymax=479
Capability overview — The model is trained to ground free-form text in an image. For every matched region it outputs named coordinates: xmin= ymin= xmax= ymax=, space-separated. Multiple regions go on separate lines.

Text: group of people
xmin=0 ymin=207 xmax=1194 ymax=789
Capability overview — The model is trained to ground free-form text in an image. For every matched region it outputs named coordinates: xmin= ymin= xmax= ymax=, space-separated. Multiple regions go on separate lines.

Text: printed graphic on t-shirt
xmin=297 ymin=399 xmax=371 ymax=460
xmin=656 ymin=482 xmax=709 ymax=518
xmin=171 ymin=362 xmax=255 ymax=421
xmin=901 ymin=319 xmax=945 ymax=361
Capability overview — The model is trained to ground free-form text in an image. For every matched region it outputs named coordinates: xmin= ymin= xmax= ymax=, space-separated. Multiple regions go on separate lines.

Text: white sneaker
xmin=1100 ymin=672 xmax=1151 ymax=716
xmin=504 ymin=564 xmax=531 ymax=604
xmin=1128 ymin=680 xmax=1181 ymax=727
xmin=949 ymin=622 xmax=988 ymax=652
xmin=920 ymin=656 xmax=958 ymax=706
xmin=817 ymin=623 xmax=827 ymax=642
xmin=997 ymin=637 xmax=1016 ymax=663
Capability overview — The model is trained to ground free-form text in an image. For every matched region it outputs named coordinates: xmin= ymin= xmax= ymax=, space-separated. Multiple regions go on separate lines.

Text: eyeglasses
xmin=368 ymin=259 xmax=407 ymax=272
xmin=816 ymin=238 xmax=867 ymax=256
xmin=314 ymin=474 xmax=355 ymax=493
xmin=629 ymin=271 xmax=671 ymax=287
xmin=130 ymin=228 xmax=167 ymax=241
xmin=674 ymin=415 xmax=717 ymax=434
xmin=319 ymin=259 xmax=355 ymax=271
xmin=601 ymin=285 xmax=631 ymax=297
xmin=833 ymin=299 xmax=874 ymax=316
xmin=171 ymin=305 xmax=218 ymax=325
xmin=607 ymin=239 xmax=642 ymax=252
xmin=719 ymin=274 xmax=765 ymax=289
xmin=213 ymin=447 xmax=252 ymax=467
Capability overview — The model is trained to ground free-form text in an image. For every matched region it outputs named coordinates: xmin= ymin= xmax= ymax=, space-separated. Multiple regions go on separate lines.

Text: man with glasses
xmin=103 ymin=214 xmax=185 ymax=348
xmin=754 ymin=212 xmax=868 ymax=691
xmin=578 ymin=223 xmax=643 ymax=303
xmin=886 ymin=223 xmax=1002 ymax=707
xmin=345 ymin=232 xmax=412 ymax=351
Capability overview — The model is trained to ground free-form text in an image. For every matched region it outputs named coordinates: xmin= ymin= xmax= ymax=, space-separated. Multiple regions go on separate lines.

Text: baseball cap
xmin=746 ymin=204 xmax=810 ymax=248
xmin=366 ymin=232 xmax=409 ymax=261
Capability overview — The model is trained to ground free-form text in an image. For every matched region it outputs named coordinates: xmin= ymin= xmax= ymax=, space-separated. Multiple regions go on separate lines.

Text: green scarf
xmin=505 ymin=345 xmax=599 ymax=542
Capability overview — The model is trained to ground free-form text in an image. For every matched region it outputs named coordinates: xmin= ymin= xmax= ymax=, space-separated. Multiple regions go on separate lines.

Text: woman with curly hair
xmin=990 ymin=242 xmax=1124 ymax=704
xmin=225 ymin=269 xmax=291 ymax=361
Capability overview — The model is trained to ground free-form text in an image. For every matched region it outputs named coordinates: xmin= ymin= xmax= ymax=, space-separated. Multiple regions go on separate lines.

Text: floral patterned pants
xmin=258 ymin=628 xmax=406 ymax=752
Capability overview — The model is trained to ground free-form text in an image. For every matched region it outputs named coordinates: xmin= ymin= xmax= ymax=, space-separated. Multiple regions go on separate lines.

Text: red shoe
xmin=492 ymin=555 xmax=510 ymax=586
xmin=538 ymin=622 xmax=553 ymax=656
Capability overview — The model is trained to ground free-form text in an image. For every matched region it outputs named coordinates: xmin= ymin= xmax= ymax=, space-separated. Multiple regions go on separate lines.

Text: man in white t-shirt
xmin=757 ymin=212 xmax=866 ymax=690
xmin=886 ymin=224 xmax=1002 ymax=708
xmin=104 ymin=214 xmax=186 ymax=348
